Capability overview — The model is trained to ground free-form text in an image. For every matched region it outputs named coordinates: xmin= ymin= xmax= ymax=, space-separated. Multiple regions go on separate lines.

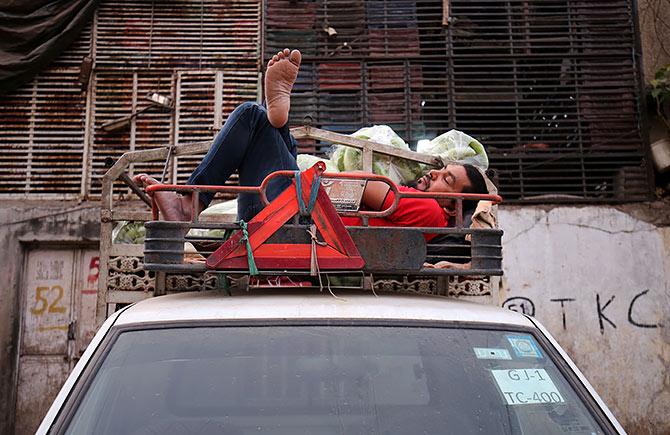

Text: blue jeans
xmin=187 ymin=102 xmax=299 ymax=221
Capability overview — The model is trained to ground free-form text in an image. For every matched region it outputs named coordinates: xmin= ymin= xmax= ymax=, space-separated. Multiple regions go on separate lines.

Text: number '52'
xmin=30 ymin=286 xmax=66 ymax=315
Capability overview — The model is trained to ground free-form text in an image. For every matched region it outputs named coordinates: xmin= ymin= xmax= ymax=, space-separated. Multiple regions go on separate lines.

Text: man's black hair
xmin=461 ymin=164 xmax=488 ymax=215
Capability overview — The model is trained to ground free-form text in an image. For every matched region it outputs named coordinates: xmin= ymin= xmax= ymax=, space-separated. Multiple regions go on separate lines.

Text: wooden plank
xmin=291 ymin=126 xmax=440 ymax=166
xmin=102 ymin=140 xmax=212 ymax=183
xmin=362 ymin=149 xmax=373 ymax=172
xmin=154 ymin=272 xmax=166 ymax=296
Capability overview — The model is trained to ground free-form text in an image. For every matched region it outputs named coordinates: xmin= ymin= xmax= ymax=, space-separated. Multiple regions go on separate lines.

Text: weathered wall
xmin=499 ymin=204 xmax=670 ymax=435
xmin=0 ymin=203 xmax=99 ymax=435
xmin=638 ymin=0 xmax=670 ymax=82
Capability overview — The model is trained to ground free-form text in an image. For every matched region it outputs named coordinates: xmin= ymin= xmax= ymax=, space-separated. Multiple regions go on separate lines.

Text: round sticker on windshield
xmin=506 ymin=335 xmax=542 ymax=359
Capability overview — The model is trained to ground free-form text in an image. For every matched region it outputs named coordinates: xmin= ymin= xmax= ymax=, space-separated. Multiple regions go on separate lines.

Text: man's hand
xmin=423 ymin=261 xmax=471 ymax=270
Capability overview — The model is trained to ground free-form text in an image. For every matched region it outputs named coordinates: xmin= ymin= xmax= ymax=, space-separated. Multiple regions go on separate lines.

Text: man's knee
xmin=229 ymin=101 xmax=268 ymax=128
xmin=234 ymin=101 xmax=264 ymax=117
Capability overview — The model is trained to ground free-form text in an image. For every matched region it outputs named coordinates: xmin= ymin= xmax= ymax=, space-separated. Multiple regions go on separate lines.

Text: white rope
xmin=307 ymin=224 xmax=327 ymax=277
xmin=325 ymin=273 xmax=345 ymax=301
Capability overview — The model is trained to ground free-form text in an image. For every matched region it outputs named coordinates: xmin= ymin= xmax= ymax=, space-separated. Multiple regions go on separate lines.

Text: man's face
xmin=414 ymin=164 xmax=472 ymax=194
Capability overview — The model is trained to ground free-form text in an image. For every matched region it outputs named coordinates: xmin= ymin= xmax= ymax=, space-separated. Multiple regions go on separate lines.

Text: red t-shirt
xmin=340 ymin=186 xmax=448 ymax=241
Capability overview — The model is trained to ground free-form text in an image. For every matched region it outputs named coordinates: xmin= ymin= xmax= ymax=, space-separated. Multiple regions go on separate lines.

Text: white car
xmin=38 ymin=291 xmax=625 ymax=434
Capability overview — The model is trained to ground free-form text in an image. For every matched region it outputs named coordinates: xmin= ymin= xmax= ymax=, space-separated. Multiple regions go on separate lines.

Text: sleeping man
xmin=133 ymin=49 xmax=489 ymax=239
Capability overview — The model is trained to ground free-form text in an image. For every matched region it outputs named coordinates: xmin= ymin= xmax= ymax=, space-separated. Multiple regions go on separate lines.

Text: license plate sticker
xmin=491 ymin=368 xmax=565 ymax=406
xmin=506 ymin=334 xmax=543 ymax=359
xmin=473 ymin=347 xmax=512 ymax=360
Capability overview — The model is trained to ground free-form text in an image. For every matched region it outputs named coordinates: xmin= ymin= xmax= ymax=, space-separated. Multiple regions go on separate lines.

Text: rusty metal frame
xmin=97 ymin=126 xmax=494 ymax=326
xmin=97 ymin=139 xmax=211 ymax=325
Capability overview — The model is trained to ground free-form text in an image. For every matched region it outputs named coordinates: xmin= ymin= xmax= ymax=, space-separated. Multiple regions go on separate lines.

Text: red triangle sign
xmin=206 ymin=162 xmax=365 ymax=271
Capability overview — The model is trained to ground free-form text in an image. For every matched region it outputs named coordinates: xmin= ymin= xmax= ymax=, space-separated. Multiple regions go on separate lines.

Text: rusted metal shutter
xmin=90 ymin=0 xmax=261 ymax=198
xmin=265 ymin=0 xmax=651 ymax=202
xmin=95 ymin=1 xmax=260 ymax=71
xmin=173 ymin=70 xmax=258 ymax=186
xmin=0 ymin=0 xmax=260 ymax=199
xmin=90 ymin=72 xmax=177 ymax=197
xmin=0 ymin=23 xmax=92 ymax=198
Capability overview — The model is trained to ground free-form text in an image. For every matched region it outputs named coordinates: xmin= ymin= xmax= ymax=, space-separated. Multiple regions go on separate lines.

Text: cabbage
xmin=422 ymin=130 xmax=489 ymax=170
xmin=320 ymin=126 xmax=489 ymax=185
xmin=351 ymin=125 xmax=410 ymax=150
xmin=330 ymin=146 xmax=346 ymax=171
xmin=112 ymin=221 xmax=145 ymax=244
xmin=343 ymin=147 xmax=362 ymax=171
xmin=326 ymin=125 xmax=424 ymax=184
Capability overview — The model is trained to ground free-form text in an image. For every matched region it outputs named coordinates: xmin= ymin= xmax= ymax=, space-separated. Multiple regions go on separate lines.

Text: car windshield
xmin=63 ymin=324 xmax=608 ymax=435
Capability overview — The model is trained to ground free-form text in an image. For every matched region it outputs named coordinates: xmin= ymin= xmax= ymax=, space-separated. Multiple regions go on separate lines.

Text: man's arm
xmin=361 ymin=179 xmax=391 ymax=211
xmin=338 ymin=170 xmax=392 ymax=211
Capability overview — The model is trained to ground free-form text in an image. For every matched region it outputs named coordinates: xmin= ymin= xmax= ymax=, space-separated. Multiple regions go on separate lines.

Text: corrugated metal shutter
xmin=266 ymin=0 xmax=435 ymax=144
xmin=449 ymin=0 xmax=649 ymax=202
xmin=265 ymin=0 xmax=651 ymax=202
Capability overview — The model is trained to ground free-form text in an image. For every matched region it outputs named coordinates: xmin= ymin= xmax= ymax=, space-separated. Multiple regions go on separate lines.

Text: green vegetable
xmin=424 ymin=130 xmax=489 ymax=170
xmin=112 ymin=221 xmax=146 ymax=244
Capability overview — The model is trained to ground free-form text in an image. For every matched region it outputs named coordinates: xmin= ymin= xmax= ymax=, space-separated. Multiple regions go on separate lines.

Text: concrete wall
xmin=499 ymin=203 xmax=670 ymax=434
xmin=0 ymin=203 xmax=99 ymax=435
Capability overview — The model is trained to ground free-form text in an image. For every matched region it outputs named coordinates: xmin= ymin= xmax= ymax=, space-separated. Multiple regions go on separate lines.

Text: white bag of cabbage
xmin=417 ymin=129 xmax=489 ymax=170
xmin=328 ymin=125 xmax=424 ymax=184
xmin=112 ymin=221 xmax=146 ymax=244
xmin=296 ymin=154 xmax=339 ymax=173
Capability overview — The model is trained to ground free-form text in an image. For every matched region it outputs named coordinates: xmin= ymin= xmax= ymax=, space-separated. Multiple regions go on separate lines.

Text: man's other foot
xmin=132 ymin=174 xmax=193 ymax=221
xmin=265 ymin=48 xmax=301 ymax=128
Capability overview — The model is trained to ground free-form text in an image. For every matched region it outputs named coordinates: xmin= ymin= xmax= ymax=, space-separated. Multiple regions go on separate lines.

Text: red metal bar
xmin=145 ymin=169 xmax=503 ymax=221
xmin=146 ymin=184 xmax=262 ymax=194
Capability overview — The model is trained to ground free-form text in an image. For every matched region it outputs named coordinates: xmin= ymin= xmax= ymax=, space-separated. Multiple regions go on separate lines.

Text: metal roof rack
xmin=98 ymin=126 xmax=503 ymax=326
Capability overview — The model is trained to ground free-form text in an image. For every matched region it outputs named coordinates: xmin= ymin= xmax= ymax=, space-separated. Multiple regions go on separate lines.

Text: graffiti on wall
xmin=502 ymin=289 xmax=664 ymax=334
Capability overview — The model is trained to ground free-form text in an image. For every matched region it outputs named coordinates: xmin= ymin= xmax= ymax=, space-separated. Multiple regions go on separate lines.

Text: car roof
xmin=114 ymin=291 xmax=534 ymax=327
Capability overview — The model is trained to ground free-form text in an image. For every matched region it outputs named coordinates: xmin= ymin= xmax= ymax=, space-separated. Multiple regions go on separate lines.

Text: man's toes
xmin=289 ymin=49 xmax=302 ymax=66
xmin=132 ymin=174 xmax=153 ymax=188
xmin=139 ymin=174 xmax=159 ymax=187
xmin=282 ymin=48 xmax=290 ymax=56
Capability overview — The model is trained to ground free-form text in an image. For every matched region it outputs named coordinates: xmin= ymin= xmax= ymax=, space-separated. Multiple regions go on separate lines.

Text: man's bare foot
xmin=265 ymin=48 xmax=301 ymax=128
xmin=133 ymin=174 xmax=193 ymax=221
